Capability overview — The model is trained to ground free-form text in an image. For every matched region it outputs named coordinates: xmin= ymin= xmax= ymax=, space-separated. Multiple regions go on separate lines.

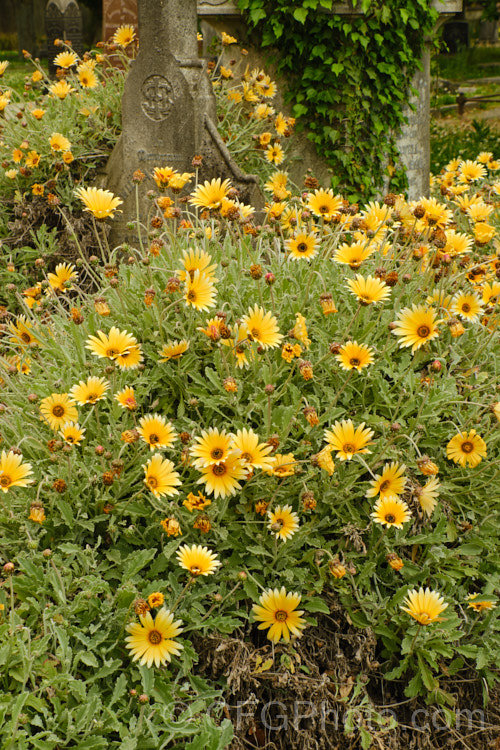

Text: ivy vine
xmin=236 ymin=0 xmax=439 ymax=201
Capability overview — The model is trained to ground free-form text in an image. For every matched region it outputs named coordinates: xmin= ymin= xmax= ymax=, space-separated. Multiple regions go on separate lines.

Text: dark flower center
xmin=297 ymin=242 xmax=308 ymax=253
xmin=87 ymin=393 xmax=98 ymax=403
xmin=319 ymin=205 xmax=329 ymax=214
xmin=52 ymin=405 xmax=65 ymax=417
xmin=147 ymin=477 xmax=158 ymax=488
xmin=461 ymin=303 xmax=471 ymax=313
xmin=417 ymin=325 xmax=430 ymax=338
xmin=149 ymin=433 xmax=159 ymax=444
xmin=461 ymin=441 xmax=474 ymax=454
xmin=275 ymin=610 xmax=288 ymax=622
xmin=379 ymin=480 xmax=391 ymax=492
xmin=148 ymin=630 xmax=162 ymax=645
xmin=0 ymin=475 xmax=11 ymax=487
xmin=349 ymin=358 xmax=360 ymax=367
xmin=384 ymin=514 xmax=396 ymax=524
xmin=343 ymin=443 xmax=356 ymax=454
xmin=187 ymin=291 xmax=196 ymax=301
xmin=211 ymin=448 xmax=224 ymax=460
xmin=240 ymin=452 xmax=253 ymax=462
xmin=106 ymin=347 xmax=119 ymax=358
xmin=20 ymin=332 xmax=32 ymax=343
xmin=212 ymin=464 xmax=227 ymax=476
xmin=250 ymin=327 xmax=260 ymax=338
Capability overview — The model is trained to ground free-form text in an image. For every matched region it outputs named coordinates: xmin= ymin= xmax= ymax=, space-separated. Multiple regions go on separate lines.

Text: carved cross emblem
xmin=141 ymin=75 xmax=174 ymax=121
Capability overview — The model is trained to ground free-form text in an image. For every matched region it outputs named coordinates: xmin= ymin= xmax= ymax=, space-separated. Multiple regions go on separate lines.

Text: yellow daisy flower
xmin=114 ymin=386 xmax=137 ymax=410
xmin=143 ymin=454 xmax=181 ymax=498
xmin=53 ymin=51 xmax=78 ymax=68
xmin=419 ymin=197 xmax=453 ymax=228
xmin=49 ymin=80 xmax=74 ymax=99
xmin=69 ymin=376 xmax=109 ymax=405
xmin=473 ymin=223 xmax=496 ymax=244
xmin=176 ymin=544 xmax=221 ymax=576
xmin=333 ymin=242 xmax=376 ymax=268
xmin=458 ymin=160 xmax=487 ymax=183
xmin=40 ymin=393 xmax=78 ymax=431
xmin=152 ymin=166 xmax=176 ymax=188
xmin=78 ymin=65 xmax=98 ymax=88
xmin=222 ymin=324 xmax=251 ymax=369
xmin=115 ymin=344 xmax=143 ymax=370
xmin=392 ymin=305 xmax=439 ymax=352
xmin=401 ymin=588 xmax=448 ymax=625
xmin=336 ymin=341 xmax=374 ymax=371
xmin=366 ymin=462 xmax=406 ymax=499
xmin=176 ymin=248 xmax=217 ymax=283
xmin=190 ymin=428 xmax=234 ymax=467
xmin=0 ymin=450 xmax=33 ymax=493
xmin=265 ymin=143 xmax=284 ymax=165
xmin=59 ymin=422 xmax=85 ymax=446
xmin=189 ymin=178 xmax=231 ymax=210
xmin=242 ymin=304 xmax=283 ymax=350
xmin=125 ymin=608 xmax=183 ymax=668
xmin=450 ymin=292 xmax=483 ymax=322
xmin=86 ymin=327 xmax=137 ymax=361
xmin=266 ymin=453 xmax=298 ymax=477
xmin=159 ymin=340 xmax=190 ymax=362
xmin=183 ymin=492 xmax=211 ymax=512
xmin=285 ymin=232 xmax=319 ymax=261
xmin=8 ymin=316 xmax=42 ymax=348
xmin=113 ymin=24 xmax=136 ymax=47
xmin=196 ymin=453 xmax=247 ymax=498
xmin=49 ymin=132 xmax=71 ymax=152
xmin=316 ymin=445 xmax=335 ymax=475
xmin=347 ymin=274 xmax=390 ymax=305
xmin=47 ymin=262 xmax=78 ymax=292
xmin=147 ymin=592 xmax=164 ymax=608
xmin=371 ymin=496 xmax=411 ymax=529
xmin=324 ymin=420 xmax=374 ymax=461
xmin=75 ymin=187 xmax=123 ymax=219
xmin=231 ymin=428 xmax=274 ymax=471
xmin=184 ymin=270 xmax=217 ymax=312
xmin=467 ymin=202 xmax=493 ymax=223
xmin=307 ymin=188 xmax=343 ymax=220
xmin=268 ymin=505 xmax=299 ymax=541
xmin=415 ymin=477 xmax=440 ymax=517
xmin=466 ymin=594 xmax=496 ymax=612
xmin=138 ymin=415 xmax=177 ymax=451
xmin=446 ymin=430 xmax=487 ymax=468
xmin=252 ymin=587 xmax=306 ymax=643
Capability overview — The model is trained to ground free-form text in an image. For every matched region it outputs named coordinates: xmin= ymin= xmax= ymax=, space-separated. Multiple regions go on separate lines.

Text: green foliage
xmin=237 ymin=0 xmax=438 ymax=200
xmin=431 ymin=118 xmax=500 ymax=173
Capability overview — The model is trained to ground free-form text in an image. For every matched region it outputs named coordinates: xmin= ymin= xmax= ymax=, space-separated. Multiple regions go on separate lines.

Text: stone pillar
xmin=105 ymin=0 xmax=217 ymax=242
xmin=395 ymin=1 xmax=462 ymax=199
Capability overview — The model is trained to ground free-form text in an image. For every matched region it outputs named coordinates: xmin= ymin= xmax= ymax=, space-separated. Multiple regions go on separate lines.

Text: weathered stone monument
xmin=45 ymin=0 xmax=84 ymax=74
xmin=105 ymin=0 xmax=260 ymax=244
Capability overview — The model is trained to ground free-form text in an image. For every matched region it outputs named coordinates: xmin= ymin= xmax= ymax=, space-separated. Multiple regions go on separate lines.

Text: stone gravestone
xmin=105 ymin=0 xmax=260 ymax=245
xmin=102 ymin=0 xmax=137 ymax=43
xmin=45 ymin=0 xmax=84 ymax=75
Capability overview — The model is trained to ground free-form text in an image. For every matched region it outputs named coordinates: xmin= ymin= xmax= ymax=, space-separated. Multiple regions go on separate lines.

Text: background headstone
xmin=102 ymin=0 xmax=137 ymax=43
xmin=45 ymin=0 xmax=84 ymax=74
